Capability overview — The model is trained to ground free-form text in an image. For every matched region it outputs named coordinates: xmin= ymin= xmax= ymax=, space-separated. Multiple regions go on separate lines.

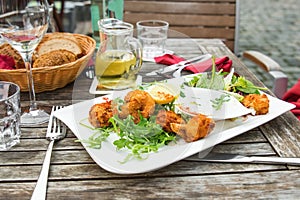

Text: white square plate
xmin=55 ymin=76 xmax=295 ymax=174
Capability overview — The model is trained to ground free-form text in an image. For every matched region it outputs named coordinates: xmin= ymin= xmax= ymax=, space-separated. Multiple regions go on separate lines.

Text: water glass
xmin=136 ymin=20 xmax=169 ymax=61
xmin=0 ymin=81 xmax=21 ymax=151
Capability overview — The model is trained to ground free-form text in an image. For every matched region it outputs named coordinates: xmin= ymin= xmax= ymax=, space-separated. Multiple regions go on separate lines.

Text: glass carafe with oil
xmin=95 ymin=18 xmax=143 ymax=90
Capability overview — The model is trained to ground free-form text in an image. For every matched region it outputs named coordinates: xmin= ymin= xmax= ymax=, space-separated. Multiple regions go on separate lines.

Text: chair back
xmin=124 ymin=0 xmax=239 ymax=53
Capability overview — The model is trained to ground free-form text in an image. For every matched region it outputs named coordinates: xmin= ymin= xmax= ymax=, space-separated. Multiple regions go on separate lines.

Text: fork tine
xmin=59 ymin=106 xmax=67 ymax=135
xmin=55 ymin=106 xmax=66 ymax=135
xmin=54 ymin=106 xmax=61 ymax=134
xmin=54 ymin=117 xmax=60 ymax=134
xmin=53 ymin=114 xmax=57 ymax=134
xmin=47 ymin=106 xmax=55 ymax=135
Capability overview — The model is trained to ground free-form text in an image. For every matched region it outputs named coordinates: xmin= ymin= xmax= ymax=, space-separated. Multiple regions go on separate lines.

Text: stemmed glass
xmin=0 ymin=0 xmax=50 ymax=125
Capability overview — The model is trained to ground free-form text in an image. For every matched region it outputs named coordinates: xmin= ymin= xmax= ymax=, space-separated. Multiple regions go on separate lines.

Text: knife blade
xmin=145 ymin=54 xmax=211 ymax=76
xmin=186 ymin=152 xmax=300 ymax=165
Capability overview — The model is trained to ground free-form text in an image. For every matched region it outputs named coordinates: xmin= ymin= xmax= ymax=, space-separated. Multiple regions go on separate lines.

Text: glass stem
xmin=24 ymin=52 xmax=38 ymax=112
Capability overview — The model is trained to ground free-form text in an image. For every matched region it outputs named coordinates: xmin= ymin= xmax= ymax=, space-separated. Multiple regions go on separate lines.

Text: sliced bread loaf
xmin=33 ymin=49 xmax=77 ymax=68
xmin=35 ymin=38 xmax=83 ymax=58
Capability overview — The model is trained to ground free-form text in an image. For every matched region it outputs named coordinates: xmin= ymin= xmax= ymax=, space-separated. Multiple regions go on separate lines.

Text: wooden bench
xmin=124 ymin=0 xmax=239 ymax=53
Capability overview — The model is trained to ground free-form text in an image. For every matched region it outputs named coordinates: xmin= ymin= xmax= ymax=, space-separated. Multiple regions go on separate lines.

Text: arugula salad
xmin=185 ymin=56 xmax=267 ymax=101
xmin=78 ymin=93 xmax=179 ymax=163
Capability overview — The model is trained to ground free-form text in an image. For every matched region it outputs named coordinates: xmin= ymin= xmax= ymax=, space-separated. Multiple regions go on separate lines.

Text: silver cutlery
xmin=186 ymin=152 xmax=300 ymax=165
xmin=31 ymin=106 xmax=67 ymax=200
xmin=145 ymin=54 xmax=211 ymax=76
xmin=172 ymin=54 xmax=212 ymax=78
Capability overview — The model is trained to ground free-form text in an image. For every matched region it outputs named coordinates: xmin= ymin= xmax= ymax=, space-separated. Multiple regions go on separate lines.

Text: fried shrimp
xmin=118 ymin=89 xmax=156 ymax=123
xmin=156 ymin=110 xmax=185 ymax=133
xmin=88 ymin=100 xmax=114 ymax=128
xmin=170 ymin=114 xmax=215 ymax=142
xmin=242 ymin=93 xmax=269 ymax=115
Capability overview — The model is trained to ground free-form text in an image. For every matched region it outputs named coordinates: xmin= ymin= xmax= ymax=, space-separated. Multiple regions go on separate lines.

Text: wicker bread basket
xmin=0 ymin=33 xmax=96 ymax=93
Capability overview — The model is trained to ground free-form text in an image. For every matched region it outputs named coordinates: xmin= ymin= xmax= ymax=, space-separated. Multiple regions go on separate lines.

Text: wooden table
xmin=1 ymin=39 xmax=300 ymax=199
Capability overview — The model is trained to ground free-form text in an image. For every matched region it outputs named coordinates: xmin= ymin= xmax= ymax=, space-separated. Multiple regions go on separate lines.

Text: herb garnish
xmin=185 ymin=55 xmax=267 ymax=100
xmin=186 ymin=56 xmax=225 ymax=90
xmin=76 ymin=119 xmax=112 ymax=149
xmin=227 ymin=75 xmax=267 ymax=94
xmin=109 ymin=114 xmax=176 ymax=162
xmin=211 ymin=94 xmax=231 ymax=110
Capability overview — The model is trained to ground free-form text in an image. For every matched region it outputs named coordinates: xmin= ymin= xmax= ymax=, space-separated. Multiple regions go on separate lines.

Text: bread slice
xmin=33 ymin=49 xmax=77 ymax=68
xmin=35 ymin=38 xmax=83 ymax=58
xmin=42 ymin=32 xmax=78 ymax=42
xmin=35 ymin=33 xmax=83 ymax=58
xmin=0 ymin=43 xmax=25 ymax=69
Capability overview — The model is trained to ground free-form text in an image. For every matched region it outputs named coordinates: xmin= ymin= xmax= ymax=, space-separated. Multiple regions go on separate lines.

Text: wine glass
xmin=0 ymin=0 xmax=50 ymax=125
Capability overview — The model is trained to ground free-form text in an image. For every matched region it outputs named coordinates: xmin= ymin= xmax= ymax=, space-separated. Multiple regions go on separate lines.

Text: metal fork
xmin=172 ymin=54 xmax=212 ymax=78
xmin=31 ymin=106 xmax=67 ymax=200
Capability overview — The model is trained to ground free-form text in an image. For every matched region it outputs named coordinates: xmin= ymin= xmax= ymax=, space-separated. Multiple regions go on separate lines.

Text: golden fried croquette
xmin=242 ymin=93 xmax=269 ymax=115
xmin=170 ymin=114 xmax=215 ymax=142
xmin=156 ymin=110 xmax=185 ymax=132
xmin=119 ymin=90 xmax=155 ymax=124
xmin=88 ymin=101 xmax=114 ymax=128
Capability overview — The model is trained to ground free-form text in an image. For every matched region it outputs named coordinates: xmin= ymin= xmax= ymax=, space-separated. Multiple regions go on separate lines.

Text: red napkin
xmin=154 ymin=54 xmax=232 ymax=73
xmin=0 ymin=54 xmax=15 ymax=70
xmin=282 ymin=79 xmax=300 ymax=120
xmin=154 ymin=54 xmax=185 ymax=65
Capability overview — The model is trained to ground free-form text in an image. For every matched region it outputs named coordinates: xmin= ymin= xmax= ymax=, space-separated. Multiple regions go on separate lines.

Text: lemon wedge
xmin=147 ymin=83 xmax=178 ymax=104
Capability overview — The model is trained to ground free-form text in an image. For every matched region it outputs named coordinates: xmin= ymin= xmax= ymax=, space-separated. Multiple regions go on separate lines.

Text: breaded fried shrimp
xmin=170 ymin=114 xmax=215 ymax=142
xmin=156 ymin=110 xmax=185 ymax=132
xmin=88 ymin=101 xmax=113 ymax=128
xmin=119 ymin=90 xmax=156 ymax=123
xmin=242 ymin=93 xmax=269 ymax=115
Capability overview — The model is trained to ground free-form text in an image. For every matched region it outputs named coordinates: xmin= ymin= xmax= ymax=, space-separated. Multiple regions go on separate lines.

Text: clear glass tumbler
xmin=0 ymin=81 xmax=21 ymax=151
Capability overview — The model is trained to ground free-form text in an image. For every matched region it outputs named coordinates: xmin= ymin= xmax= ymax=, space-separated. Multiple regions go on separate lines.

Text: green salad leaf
xmin=110 ymin=115 xmax=176 ymax=161
xmin=186 ymin=56 xmax=225 ymax=90
xmin=228 ymin=76 xmax=267 ymax=94
xmin=211 ymin=94 xmax=231 ymax=110
xmin=76 ymin=119 xmax=112 ymax=149
xmin=185 ymin=55 xmax=268 ymax=100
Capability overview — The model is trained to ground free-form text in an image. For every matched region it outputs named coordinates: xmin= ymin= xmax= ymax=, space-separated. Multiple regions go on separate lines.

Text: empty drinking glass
xmin=136 ymin=20 xmax=169 ymax=61
xmin=0 ymin=81 xmax=21 ymax=151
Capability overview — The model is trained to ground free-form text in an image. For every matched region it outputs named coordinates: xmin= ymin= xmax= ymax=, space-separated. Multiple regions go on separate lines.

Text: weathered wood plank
xmin=125 ymin=0 xmax=236 ymax=2
xmin=20 ymin=128 xmax=76 ymax=139
xmin=222 ymin=129 xmax=266 ymax=143
xmin=125 ymin=13 xmax=236 ymax=26
xmin=0 ymin=161 xmax=286 ymax=182
xmin=1 ymin=170 xmax=299 ymax=200
xmin=2 ymin=138 xmax=82 ymax=152
xmin=260 ymin=112 xmax=300 ymax=157
xmin=124 ymin=0 xmax=237 ymax=51
xmin=0 ymin=142 xmax=275 ymax=166
xmin=124 ymin=1 xmax=236 ymax=15
xmin=0 ymin=150 xmax=92 ymax=166
xmin=0 ymin=142 xmax=279 ymax=184
xmin=46 ymin=170 xmax=300 ymax=199
xmin=126 ymin=0 xmax=236 ymax=2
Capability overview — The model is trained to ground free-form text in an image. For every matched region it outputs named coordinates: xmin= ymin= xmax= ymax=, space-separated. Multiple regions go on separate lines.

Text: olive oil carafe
xmin=95 ymin=18 xmax=142 ymax=90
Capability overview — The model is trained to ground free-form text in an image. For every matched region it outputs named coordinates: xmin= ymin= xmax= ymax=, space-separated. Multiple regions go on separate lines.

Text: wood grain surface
xmin=1 ymin=38 xmax=299 ymax=199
